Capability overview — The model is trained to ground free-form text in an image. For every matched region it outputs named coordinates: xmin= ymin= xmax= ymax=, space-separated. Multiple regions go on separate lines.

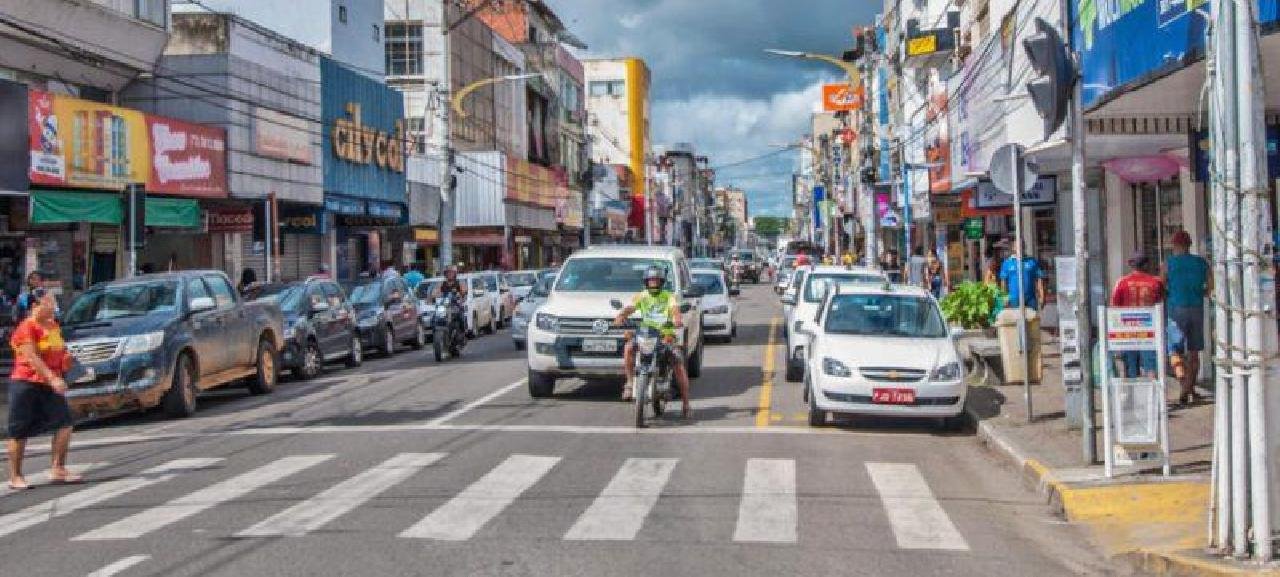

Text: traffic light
xmin=1022 ymin=17 xmax=1076 ymax=139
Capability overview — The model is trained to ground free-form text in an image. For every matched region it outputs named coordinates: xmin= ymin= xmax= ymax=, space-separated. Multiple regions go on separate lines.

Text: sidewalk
xmin=961 ymin=331 xmax=1279 ymax=577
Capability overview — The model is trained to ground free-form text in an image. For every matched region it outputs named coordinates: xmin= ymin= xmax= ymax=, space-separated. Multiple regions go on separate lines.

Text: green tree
xmin=752 ymin=216 xmax=790 ymax=237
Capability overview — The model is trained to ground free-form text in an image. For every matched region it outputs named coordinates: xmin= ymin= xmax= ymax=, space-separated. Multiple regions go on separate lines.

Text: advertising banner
xmin=1104 ymin=307 xmax=1159 ymax=352
xmin=146 ymin=116 xmax=227 ymax=198
xmin=1072 ymin=0 xmax=1280 ymax=108
xmin=821 ymin=83 xmax=863 ymax=112
xmin=207 ymin=207 xmax=254 ymax=233
xmin=29 ymin=89 xmax=148 ymax=190
xmin=254 ymin=107 xmax=313 ymax=164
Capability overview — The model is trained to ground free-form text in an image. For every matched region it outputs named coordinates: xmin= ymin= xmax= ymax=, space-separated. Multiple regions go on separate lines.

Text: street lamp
xmin=452 ymin=73 xmax=543 ymax=118
xmin=763 ymin=49 xmax=862 ymax=87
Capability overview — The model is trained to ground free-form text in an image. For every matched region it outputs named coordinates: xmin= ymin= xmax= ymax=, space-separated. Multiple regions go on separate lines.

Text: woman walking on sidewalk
xmin=6 ymin=288 xmax=82 ymax=490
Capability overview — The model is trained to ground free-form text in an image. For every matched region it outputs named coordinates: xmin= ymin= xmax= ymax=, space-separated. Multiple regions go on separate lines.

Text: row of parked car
xmin=55 ymin=268 xmax=554 ymax=422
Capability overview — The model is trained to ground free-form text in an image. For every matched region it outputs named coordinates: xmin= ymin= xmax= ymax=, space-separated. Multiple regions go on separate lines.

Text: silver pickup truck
xmin=61 ymin=270 xmax=284 ymax=419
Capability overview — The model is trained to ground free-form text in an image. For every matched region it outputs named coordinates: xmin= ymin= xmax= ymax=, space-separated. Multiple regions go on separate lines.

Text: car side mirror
xmin=609 ymin=298 xmax=624 ymax=310
xmin=780 ymin=294 xmax=796 ymax=305
xmin=189 ymin=296 xmax=216 ymax=313
xmin=679 ymin=303 xmax=693 ymax=314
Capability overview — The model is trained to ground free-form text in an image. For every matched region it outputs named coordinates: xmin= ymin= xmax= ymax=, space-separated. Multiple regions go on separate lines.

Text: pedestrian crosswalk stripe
xmin=0 ymin=463 xmax=106 ymax=499
xmin=733 ymin=458 xmax=797 ymax=543
xmin=0 ymin=458 xmax=221 ymax=539
xmin=399 ymin=454 xmax=560 ymax=541
xmin=238 ymin=453 xmax=444 ymax=538
xmin=74 ymin=455 xmax=334 ymax=541
xmin=563 ymin=458 xmax=678 ymax=541
xmin=865 ymin=462 xmax=969 ymax=551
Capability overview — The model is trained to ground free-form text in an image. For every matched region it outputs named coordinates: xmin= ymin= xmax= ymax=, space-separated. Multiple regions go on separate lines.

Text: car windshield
xmin=734 ymin=252 xmax=754 ymax=262
xmin=692 ymin=273 xmax=726 ymax=295
xmin=64 ymin=280 xmax=180 ymax=325
xmin=250 ymin=284 xmax=306 ymax=313
xmin=690 ymin=259 xmax=720 ymax=269
xmin=483 ymin=275 xmax=498 ymax=291
xmin=555 ymin=258 xmax=673 ymax=292
xmin=505 ymin=272 xmax=537 ymax=287
xmin=803 ymin=273 xmax=886 ymax=302
xmin=417 ymin=280 xmax=441 ymax=300
xmin=348 ymin=282 xmax=382 ymax=305
xmin=529 ymin=275 xmax=555 ymax=298
xmin=824 ymin=294 xmax=947 ymax=338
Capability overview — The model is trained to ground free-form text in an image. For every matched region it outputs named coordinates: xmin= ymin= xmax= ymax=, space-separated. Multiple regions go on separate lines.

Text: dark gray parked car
xmin=61 ymin=271 xmax=285 ymax=419
xmin=246 ymin=279 xmax=363 ymax=379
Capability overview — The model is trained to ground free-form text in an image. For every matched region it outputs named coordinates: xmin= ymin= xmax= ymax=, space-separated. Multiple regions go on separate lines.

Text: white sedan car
xmin=783 ymin=265 xmax=887 ymax=382
xmin=800 ymin=284 xmax=966 ymax=429
xmin=692 ymin=268 xmax=737 ymax=341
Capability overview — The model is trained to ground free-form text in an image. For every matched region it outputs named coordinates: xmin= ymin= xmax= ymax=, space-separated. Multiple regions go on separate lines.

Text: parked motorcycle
xmin=432 ymin=296 xmax=467 ymax=362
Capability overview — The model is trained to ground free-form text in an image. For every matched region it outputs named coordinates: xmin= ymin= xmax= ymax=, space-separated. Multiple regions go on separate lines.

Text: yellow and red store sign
xmin=28 ymin=90 xmax=227 ymax=197
xmin=821 ymin=83 xmax=864 ymax=112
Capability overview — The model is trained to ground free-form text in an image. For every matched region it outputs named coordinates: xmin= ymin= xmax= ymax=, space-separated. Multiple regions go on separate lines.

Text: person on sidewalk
xmin=1111 ymin=251 xmax=1165 ymax=378
xmin=999 ymin=245 xmax=1045 ymax=311
xmin=906 ymin=246 xmax=928 ymax=289
xmin=926 ymin=252 xmax=948 ymax=299
xmin=6 ymin=288 xmax=82 ymax=490
xmin=1162 ymin=231 xmax=1211 ymax=405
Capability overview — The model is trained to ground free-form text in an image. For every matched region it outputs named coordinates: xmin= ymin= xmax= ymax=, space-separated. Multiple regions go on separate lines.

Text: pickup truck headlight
xmin=535 ymin=313 xmax=559 ymax=332
xmin=931 ymin=361 xmax=962 ymax=382
xmin=822 ymin=357 xmax=852 ymax=378
xmin=705 ymin=305 xmax=729 ymax=315
xmin=121 ymin=331 xmax=165 ymax=355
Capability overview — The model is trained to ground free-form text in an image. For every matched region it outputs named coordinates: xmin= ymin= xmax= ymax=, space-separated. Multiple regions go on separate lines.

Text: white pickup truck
xmin=524 ymin=246 xmax=705 ymax=397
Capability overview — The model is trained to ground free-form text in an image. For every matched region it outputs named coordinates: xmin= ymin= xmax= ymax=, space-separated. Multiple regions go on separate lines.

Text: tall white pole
xmin=437 ymin=7 xmax=454 ymax=270
xmin=1070 ymin=74 xmax=1094 ymax=463
xmin=1208 ymin=0 xmax=1233 ymax=550
xmin=1235 ymin=0 xmax=1273 ymax=560
xmin=1012 ymin=147 xmax=1032 ymax=422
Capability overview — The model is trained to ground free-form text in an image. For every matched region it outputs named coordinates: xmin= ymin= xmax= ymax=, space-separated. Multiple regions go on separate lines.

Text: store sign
xmin=963 ymin=217 xmax=985 ymax=240
xmin=906 ymin=34 xmax=938 ymax=56
xmin=280 ymin=205 xmax=326 ymax=235
xmin=207 ymin=207 xmax=254 ymax=233
xmin=29 ymin=89 xmax=148 ymax=190
xmin=413 ymin=228 xmax=439 ymax=243
xmin=821 ymin=83 xmax=863 ymax=112
xmin=933 ymin=198 xmax=964 ymax=225
xmin=973 ymin=175 xmax=1057 ymax=208
xmin=254 ymin=107 xmax=313 ymax=164
xmin=331 ymin=102 xmax=405 ymax=173
xmin=321 ymin=56 xmax=407 ymax=206
xmin=146 ymin=117 xmax=227 ymax=198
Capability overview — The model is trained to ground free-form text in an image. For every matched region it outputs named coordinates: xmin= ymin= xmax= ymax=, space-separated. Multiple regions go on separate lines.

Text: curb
xmin=966 ymin=401 xmax=1270 ymax=577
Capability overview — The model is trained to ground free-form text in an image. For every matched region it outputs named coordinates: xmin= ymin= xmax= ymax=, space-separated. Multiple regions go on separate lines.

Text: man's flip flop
xmin=7 ymin=482 xmax=31 ymax=491
xmin=49 ymin=474 xmax=85 ymax=485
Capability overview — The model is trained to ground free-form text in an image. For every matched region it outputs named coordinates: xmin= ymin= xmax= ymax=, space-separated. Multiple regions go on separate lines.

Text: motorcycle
xmin=611 ymin=299 xmax=690 ymax=428
xmin=730 ymin=263 xmax=744 ymax=293
xmin=431 ymin=296 xmax=467 ymax=362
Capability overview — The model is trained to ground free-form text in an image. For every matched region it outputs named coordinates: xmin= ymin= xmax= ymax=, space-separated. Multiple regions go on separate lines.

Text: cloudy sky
xmin=181 ymin=0 xmax=878 ymax=217
xmin=553 ymin=0 xmax=879 ymax=217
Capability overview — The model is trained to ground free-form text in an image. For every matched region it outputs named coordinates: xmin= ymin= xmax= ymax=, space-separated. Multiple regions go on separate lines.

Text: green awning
xmin=145 ymin=197 xmax=200 ymax=228
xmin=30 ymin=190 xmax=123 ymax=225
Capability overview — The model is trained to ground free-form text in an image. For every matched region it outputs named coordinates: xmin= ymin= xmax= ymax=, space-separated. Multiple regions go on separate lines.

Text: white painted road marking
xmin=427 ymin=379 xmax=526 ymax=426
xmin=0 ymin=463 xmax=106 ymax=498
xmin=733 ymin=458 xmax=797 ymax=543
xmin=564 ymin=458 xmax=678 ymax=541
xmin=239 ymin=453 xmax=444 ymax=537
xmin=75 ymin=455 xmax=334 ymax=540
xmin=86 ymin=554 xmax=150 ymax=577
xmin=400 ymin=454 xmax=560 ymax=541
xmin=865 ymin=462 xmax=969 ymax=551
xmin=0 ymin=458 xmax=222 ymax=539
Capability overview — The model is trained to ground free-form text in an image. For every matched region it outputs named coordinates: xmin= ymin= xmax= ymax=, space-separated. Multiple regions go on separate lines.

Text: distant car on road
xmin=801 ymin=283 xmax=966 ymax=429
xmin=504 ymin=270 xmax=543 ymax=304
xmin=783 ymin=265 xmax=888 ymax=382
xmin=511 ymin=269 xmax=558 ymax=350
xmin=62 ymin=271 xmax=284 ymax=419
xmin=689 ymin=258 xmax=723 ymax=272
xmin=475 ymin=271 xmax=514 ymax=328
xmin=246 ymin=279 xmax=362 ymax=379
xmin=347 ymin=276 xmax=426 ymax=356
xmin=691 ymin=268 xmax=737 ymax=342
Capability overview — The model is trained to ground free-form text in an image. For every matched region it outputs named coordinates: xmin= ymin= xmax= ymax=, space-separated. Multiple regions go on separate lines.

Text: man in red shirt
xmin=1111 ymin=251 xmax=1165 ymax=378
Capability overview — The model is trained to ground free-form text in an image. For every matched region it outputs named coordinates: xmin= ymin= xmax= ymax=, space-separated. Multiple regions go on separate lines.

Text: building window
xmin=338 ymin=5 xmax=347 ymax=24
xmin=385 ymin=23 xmax=424 ymax=76
xmin=133 ymin=0 xmax=165 ymax=26
xmin=373 ymin=25 xmax=380 ymax=41
xmin=589 ymin=81 xmax=609 ymax=97
xmin=589 ymin=80 xmax=626 ymax=98
xmin=608 ymin=80 xmax=626 ymax=96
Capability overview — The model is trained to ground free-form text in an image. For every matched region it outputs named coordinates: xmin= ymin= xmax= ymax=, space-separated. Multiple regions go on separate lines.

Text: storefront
xmin=321 ymin=56 xmax=408 ymax=282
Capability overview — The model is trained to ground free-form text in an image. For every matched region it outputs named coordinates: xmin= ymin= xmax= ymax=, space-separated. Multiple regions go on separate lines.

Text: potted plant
xmin=939 ymin=281 xmax=1005 ymax=335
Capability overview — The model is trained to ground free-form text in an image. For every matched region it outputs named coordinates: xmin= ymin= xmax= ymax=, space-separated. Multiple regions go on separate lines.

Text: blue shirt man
xmin=403 ymin=268 xmax=425 ymax=290
xmin=999 ymin=255 xmax=1045 ymax=310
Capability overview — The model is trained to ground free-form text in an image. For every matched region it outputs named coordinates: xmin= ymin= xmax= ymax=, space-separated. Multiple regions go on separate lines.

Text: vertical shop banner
xmin=0 ymin=80 xmax=29 ymax=191
xmin=146 ymin=116 xmax=227 ymax=198
xmin=925 ymin=69 xmax=950 ymax=193
xmin=1072 ymin=0 xmax=1280 ymax=108
xmin=29 ymin=90 xmax=148 ymax=189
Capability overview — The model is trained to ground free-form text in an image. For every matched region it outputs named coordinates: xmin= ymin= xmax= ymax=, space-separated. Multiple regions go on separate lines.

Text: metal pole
xmin=1207 ymin=0 xmax=1233 ymax=550
xmin=263 ymin=197 xmax=273 ymax=283
xmin=127 ymin=184 xmax=137 ymax=278
xmin=1235 ymin=0 xmax=1273 ymax=560
xmin=1013 ymin=147 xmax=1032 ymax=422
xmin=438 ymin=28 xmax=455 ymax=270
xmin=1070 ymin=71 xmax=1095 ymax=463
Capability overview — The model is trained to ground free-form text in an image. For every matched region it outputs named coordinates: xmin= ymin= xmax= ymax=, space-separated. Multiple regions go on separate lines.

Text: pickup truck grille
xmin=67 ymin=338 xmax=122 ymax=364
xmin=859 ymin=367 xmax=927 ymax=383
xmin=557 ymin=317 xmax=633 ymax=337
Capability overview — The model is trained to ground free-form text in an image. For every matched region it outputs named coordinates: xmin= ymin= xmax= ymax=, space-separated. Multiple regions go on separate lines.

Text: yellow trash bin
xmin=995 ymin=307 xmax=1042 ymax=383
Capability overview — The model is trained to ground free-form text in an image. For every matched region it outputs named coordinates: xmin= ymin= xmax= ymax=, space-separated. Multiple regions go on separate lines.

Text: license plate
xmin=872 ymin=388 xmax=916 ymax=405
xmin=581 ymin=339 xmax=617 ymax=353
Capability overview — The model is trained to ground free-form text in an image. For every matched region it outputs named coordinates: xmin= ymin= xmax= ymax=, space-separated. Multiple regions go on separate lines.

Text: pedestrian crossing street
xmin=1 ymin=452 xmax=970 ymax=551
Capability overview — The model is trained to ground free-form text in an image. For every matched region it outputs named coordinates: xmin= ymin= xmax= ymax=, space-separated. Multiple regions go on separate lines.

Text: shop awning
xmin=30 ymin=190 xmax=123 ymax=225
xmin=145 ymin=197 xmax=200 ymax=228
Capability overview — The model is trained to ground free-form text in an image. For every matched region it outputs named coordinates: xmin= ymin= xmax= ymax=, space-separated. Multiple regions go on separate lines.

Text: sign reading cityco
xmin=331 ymin=103 xmax=405 ymax=173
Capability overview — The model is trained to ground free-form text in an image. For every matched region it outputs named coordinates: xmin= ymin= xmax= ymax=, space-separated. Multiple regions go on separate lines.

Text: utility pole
xmin=435 ymin=2 xmax=455 ymax=270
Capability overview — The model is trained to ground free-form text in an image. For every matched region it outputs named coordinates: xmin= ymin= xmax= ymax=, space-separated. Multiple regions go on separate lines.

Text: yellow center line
xmin=755 ymin=316 xmax=781 ymax=428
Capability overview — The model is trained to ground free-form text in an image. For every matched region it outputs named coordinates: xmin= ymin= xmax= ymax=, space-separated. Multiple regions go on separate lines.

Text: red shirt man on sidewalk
xmin=1110 ymin=251 xmax=1165 ymax=378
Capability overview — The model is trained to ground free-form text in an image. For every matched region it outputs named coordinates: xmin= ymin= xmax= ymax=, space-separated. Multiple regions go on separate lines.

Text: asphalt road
xmin=0 ymin=284 xmax=1114 ymax=577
